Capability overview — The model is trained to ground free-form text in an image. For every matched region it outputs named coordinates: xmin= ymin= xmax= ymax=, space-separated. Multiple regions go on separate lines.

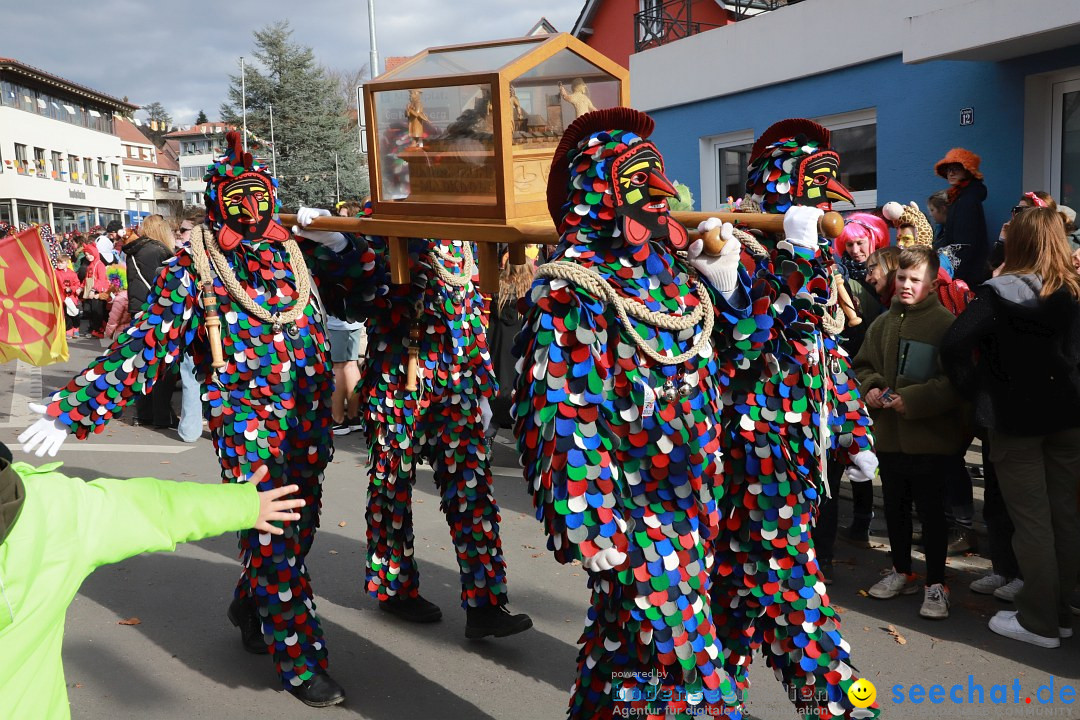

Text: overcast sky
xmin=4 ymin=0 xmax=584 ymax=125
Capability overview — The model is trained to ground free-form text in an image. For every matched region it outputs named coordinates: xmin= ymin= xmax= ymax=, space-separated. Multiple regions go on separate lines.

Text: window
xmin=84 ymin=158 xmax=94 ymax=186
xmin=68 ymin=155 xmax=79 ymax=183
xmin=182 ymin=165 xmax=204 ymax=180
xmin=699 ymin=129 xmax=754 ymax=211
xmin=1052 ymin=78 xmax=1080 ymax=209
xmin=111 ymin=163 xmax=120 ymax=190
xmin=14 ymin=144 xmax=28 ymax=175
xmin=34 ymin=147 xmax=46 ymax=178
xmin=97 ymin=160 xmax=107 ymax=188
xmin=51 ymin=151 xmax=63 ymax=181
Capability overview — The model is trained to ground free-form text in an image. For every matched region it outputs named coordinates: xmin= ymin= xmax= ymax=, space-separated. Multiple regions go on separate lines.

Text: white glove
xmin=783 ymin=206 xmax=825 ymax=249
xmin=292 ymin=206 xmax=347 ymax=252
xmin=847 ymin=450 xmax=879 ymax=483
xmin=689 ymin=220 xmax=742 ymax=292
xmin=479 ymin=396 xmax=493 ymax=434
xmin=17 ymin=402 xmax=69 ymax=457
xmin=582 ymin=547 xmax=627 ymax=572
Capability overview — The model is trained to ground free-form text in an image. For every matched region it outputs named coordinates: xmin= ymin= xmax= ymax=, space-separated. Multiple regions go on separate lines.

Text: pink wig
xmin=834 ymin=212 xmax=889 ymax=259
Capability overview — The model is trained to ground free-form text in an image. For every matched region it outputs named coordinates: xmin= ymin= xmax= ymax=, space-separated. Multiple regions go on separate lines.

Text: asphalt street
xmin=3 ymin=338 xmax=1079 ymax=720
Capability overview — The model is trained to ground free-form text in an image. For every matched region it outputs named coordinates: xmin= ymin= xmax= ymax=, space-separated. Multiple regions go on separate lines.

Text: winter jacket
xmin=54 ymin=268 xmax=82 ymax=300
xmin=104 ymin=289 xmax=130 ymax=339
xmin=853 ymin=293 xmax=969 ymax=455
xmin=125 ymin=236 xmax=173 ymax=312
xmin=0 ymin=461 xmax=258 ymax=719
xmin=935 ymin=179 xmax=990 ymax=286
xmin=941 ymin=274 xmax=1080 ymax=436
xmin=82 ymin=245 xmax=109 ymax=294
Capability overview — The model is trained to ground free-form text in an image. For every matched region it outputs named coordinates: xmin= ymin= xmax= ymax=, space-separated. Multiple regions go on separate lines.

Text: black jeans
xmin=944 ymin=453 xmax=974 ymax=528
xmin=981 ymin=437 xmax=1020 ymax=578
xmin=879 ymin=452 xmax=949 ymax=586
xmin=84 ymin=298 xmax=106 ymax=334
xmin=815 ymin=462 xmax=875 ymax=563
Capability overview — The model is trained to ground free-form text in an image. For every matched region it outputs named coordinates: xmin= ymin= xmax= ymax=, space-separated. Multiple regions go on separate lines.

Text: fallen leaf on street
xmin=329 ymin=550 xmax=339 ymax=555
xmin=338 ymin=521 xmax=347 ymax=527
xmin=159 ymin=461 xmax=170 ymax=465
xmin=118 ymin=617 xmax=141 ymax=626
xmin=858 ymin=590 xmax=869 ymax=597
xmin=883 ymin=625 xmax=907 ymax=645
xmin=74 ymin=683 xmax=83 ymax=689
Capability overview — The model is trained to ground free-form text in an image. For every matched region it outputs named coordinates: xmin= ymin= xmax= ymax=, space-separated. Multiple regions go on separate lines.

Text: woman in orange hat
xmin=934 ymin=148 xmax=990 ymax=286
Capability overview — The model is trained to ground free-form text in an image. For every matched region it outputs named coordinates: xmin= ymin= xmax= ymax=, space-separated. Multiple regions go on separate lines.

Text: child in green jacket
xmin=853 ymin=246 xmax=968 ymax=621
xmin=0 ymin=452 xmax=303 ymax=720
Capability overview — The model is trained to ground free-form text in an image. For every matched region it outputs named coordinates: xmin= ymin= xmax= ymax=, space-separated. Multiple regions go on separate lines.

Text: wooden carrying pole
xmin=278 ymin=211 xmax=845 ymax=293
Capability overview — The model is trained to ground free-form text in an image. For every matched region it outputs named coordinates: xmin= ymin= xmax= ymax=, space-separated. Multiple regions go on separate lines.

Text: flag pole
xmin=240 ymin=56 xmax=248 ymax=153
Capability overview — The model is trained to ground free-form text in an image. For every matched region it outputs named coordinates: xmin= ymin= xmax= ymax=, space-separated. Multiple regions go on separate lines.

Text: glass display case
xmin=363 ymin=33 xmax=629 ymax=223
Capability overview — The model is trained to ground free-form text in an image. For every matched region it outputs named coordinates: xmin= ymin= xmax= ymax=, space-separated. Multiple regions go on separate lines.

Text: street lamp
xmin=132 ymin=189 xmax=144 ymax=226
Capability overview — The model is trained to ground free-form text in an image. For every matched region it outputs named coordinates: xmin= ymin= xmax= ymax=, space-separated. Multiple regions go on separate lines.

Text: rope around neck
xmin=429 ymin=242 xmax=475 ymax=288
xmin=189 ymin=225 xmax=312 ymax=327
xmin=534 ymin=260 xmax=714 ymax=366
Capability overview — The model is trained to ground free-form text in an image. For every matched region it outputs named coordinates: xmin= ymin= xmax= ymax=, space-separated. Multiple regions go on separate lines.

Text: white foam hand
xmin=689 ymin=220 xmax=741 ymax=292
xmin=292 ymin=207 xmax=346 ymax=252
xmin=847 ymin=450 xmax=879 ymax=483
xmin=783 ymin=206 xmax=825 ymax=249
xmin=17 ymin=402 xmax=69 ymax=457
xmin=582 ymin=547 xmax=627 ymax=572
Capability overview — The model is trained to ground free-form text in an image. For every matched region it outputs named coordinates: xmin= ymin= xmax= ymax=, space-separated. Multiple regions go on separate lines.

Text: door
xmin=1051 ymin=78 xmax=1080 ymax=208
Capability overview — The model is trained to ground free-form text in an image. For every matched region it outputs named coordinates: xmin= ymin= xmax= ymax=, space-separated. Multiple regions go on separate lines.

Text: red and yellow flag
xmin=0 ymin=227 xmax=69 ymax=366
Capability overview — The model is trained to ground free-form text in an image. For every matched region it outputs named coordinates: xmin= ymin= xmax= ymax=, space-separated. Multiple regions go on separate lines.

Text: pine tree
xmin=220 ymin=21 xmax=368 ymax=209
xmin=140 ymin=101 xmax=173 ymax=146
xmin=195 ymin=109 xmax=209 ymax=125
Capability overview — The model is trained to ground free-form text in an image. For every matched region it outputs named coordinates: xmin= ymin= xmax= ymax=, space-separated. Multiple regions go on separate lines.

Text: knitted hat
xmin=105 ymin=220 xmax=123 ymax=234
xmin=934 ymin=148 xmax=983 ymax=180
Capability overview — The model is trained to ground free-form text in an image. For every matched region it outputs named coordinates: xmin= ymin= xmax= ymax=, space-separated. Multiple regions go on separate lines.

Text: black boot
xmin=379 ymin=594 xmax=443 ymax=623
xmin=292 ymin=671 xmax=346 ymax=708
xmin=465 ymin=604 xmax=533 ymax=639
xmin=843 ymin=512 xmax=873 ymax=548
xmin=227 ymin=595 xmax=268 ymax=655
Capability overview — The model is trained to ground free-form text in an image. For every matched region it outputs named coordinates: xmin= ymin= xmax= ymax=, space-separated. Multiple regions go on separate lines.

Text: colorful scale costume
xmin=514 ymin=109 xmax=755 ymax=719
xmin=709 ymin=119 xmax=877 ymax=718
xmin=310 ymin=210 xmax=510 ymax=612
xmin=43 ymin=134 xmax=357 ymax=692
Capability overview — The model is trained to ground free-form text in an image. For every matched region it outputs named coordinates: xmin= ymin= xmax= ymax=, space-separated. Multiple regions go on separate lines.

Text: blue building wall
xmin=649 ymin=44 xmax=1080 ymax=241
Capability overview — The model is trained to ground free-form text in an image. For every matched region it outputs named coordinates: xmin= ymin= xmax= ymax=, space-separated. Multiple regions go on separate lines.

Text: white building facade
xmin=116 ymin=116 xmax=182 ymax=223
xmin=0 ymin=58 xmax=136 ymax=232
xmin=165 ymin=123 xmax=233 ymax=208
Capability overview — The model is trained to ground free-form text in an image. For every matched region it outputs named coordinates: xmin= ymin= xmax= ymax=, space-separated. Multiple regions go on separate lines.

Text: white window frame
xmin=699 ymin=128 xmax=754 ymax=211
xmin=1051 ymin=76 xmax=1080 ymax=203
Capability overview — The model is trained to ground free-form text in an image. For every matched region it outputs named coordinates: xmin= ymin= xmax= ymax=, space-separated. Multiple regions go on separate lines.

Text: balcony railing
xmin=634 ymin=0 xmax=806 ymax=52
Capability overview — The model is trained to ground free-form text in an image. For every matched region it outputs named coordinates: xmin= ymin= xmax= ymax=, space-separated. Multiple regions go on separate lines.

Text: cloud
xmin=7 ymin=0 xmax=584 ymax=124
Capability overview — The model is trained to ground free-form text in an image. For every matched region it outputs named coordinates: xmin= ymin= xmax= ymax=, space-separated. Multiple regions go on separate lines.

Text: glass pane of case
xmin=389 ymin=40 xmax=543 ymax=80
xmin=374 ymin=84 xmax=497 ymax=204
xmin=509 ymin=50 xmax=619 ymax=147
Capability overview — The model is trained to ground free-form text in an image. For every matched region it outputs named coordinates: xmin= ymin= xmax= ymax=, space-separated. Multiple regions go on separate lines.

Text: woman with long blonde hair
xmin=942 ymin=205 xmax=1080 ymax=649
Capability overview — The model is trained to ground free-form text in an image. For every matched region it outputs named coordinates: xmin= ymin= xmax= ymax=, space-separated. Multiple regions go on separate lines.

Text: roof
xmin=0 ymin=57 xmax=138 ymax=112
xmin=115 ymin=116 xmax=180 ymax=173
xmin=114 ymin=115 xmax=154 ymax=146
xmin=571 ymin=0 xmax=599 ymax=37
xmin=164 ymin=122 xmax=235 ymax=139
xmin=527 ymin=17 xmax=557 ymax=35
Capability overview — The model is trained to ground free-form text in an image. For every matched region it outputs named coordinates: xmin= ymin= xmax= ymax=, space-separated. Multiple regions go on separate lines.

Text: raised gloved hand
xmin=689 ymin=219 xmax=742 ymax=292
xmin=292 ymin=207 xmax=347 ymax=252
xmin=581 ymin=546 xmax=628 ymax=572
xmin=783 ymin=206 xmax=825 ymax=249
xmin=17 ymin=402 xmax=69 ymax=457
xmin=479 ymin=396 xmax=493 ymax=434
xmin=847 ymin=449 xmax=879 ymax=483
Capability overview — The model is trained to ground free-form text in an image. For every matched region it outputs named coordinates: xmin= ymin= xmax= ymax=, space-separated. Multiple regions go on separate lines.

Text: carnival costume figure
xmin=513 ymin=108 xmax=770 ymax=719
xmin=19 ymin=132 xmax=359 ymax=708
xmin=292 ymin=204 xmax=533 ymax=639
xmin=708 ymin=119 xmax=878 ymax=719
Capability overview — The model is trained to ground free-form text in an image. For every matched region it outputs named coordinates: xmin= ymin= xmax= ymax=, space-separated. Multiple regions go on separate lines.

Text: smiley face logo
xmin=847 ymin=678 xmax=877 ymax=708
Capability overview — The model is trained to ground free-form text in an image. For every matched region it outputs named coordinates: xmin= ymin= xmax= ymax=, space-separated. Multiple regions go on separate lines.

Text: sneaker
xmin=989 ymin=611 xmax=1059 ymax=648
xmin=994 ymin=578 xmax=1024 ymax=602
xmin=331 ymin=421 xmax=352 ymax=436
xmin=920 ymin=583 xmax=950 ymax=619
xmin=997 ymin=610 xmax=1072 ymax=638
xmin=970 ymin=573 xmax=1009 ymax=595
xmin=869 ymin=570 xmax=919 ymax=599
xmin=947 ymin=527 xmax=977 ymax=556
xmin=347 ymin=415 xmax=363 ymax=431
xmin=842 ymin=518 xmax=872 ymax=548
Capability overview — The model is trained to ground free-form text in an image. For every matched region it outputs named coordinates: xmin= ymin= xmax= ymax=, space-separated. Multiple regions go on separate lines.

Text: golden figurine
xmin=558 ymin=78 xmax=596 ymax=119
xmin=406 ymin=89 xmax=430 ymax=147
